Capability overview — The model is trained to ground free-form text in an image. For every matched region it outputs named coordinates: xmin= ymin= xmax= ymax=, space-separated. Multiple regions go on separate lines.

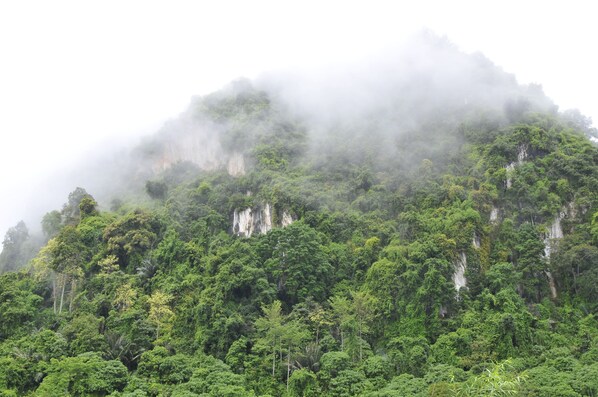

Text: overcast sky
xmin=1 ymin=0 xmax=597 ymax=240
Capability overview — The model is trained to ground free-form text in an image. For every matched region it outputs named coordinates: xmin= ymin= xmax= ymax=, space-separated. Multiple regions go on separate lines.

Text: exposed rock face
xmin=233 ymin=204 xmax=273 ymax=237
xmin=262 ymin=203 xmax=273 ymax=234
xmin=232 ymin=204 xmax=294 ymax=237
xmin=544 ymin=210 xmax=565 ymax=257
xmin=227 ymin=152 xmax=245 ymax=176
xmin=151 ymin=120 xmax=225 ymax=173
xmin=566 ymin=201 xmax=577 ymax=218
xmin=146 ymin=117 xmax=249 ymax=177
xmin=546 ymin=271 xmax=558 ymax=300
xmin=281 ymin=211 xmax=294 ymax=227
xmin=543 ymin=214 xmax=564 ymax=300
xmin=453 ymin=252 xmax=467 ymax=291
xmin=505 ymin=163 xmax=515 ymax=189
xmin=490 ymin=206 xmax=499 ymax=223
xmin=233 ymin=208 xmax=254 ymax=237
xmin=517 ymin=144 xmax=528 ymax=164
xmin=472 ymin=232 xmax=481 ymax=249
xmin=543 ymin=203 xmax=576 ymax=299
xmin=505 ymin=144 xmax=529 ymax=189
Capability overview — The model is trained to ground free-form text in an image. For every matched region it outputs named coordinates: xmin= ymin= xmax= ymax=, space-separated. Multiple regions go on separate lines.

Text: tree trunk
xmin=573 ymin=265 xmax=579 ymax=294
xmin=286 ymin=344 xmax=291 ymax=392
xmin=359 ymin=321 xmax=363 ymax=362
xmin=59 ymin=274 xmax=67 ymax=314
xmin=315 ymin=326 xmax=320 ymax=348
xmin=52 ymin=276 xmax=57 ymax=314
xmin=69 ymin=278 xmax=77 ymax=313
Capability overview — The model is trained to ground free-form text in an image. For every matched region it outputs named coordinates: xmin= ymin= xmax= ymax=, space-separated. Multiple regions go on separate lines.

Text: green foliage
xmin=35 ymin=352 xmax=128 ymax=396
xmin=0 ymin=221 xmax=32 ymax=272
xmin=103 ymin=210 xmax=163 ymax=269
xmin=0 ymin=272 xmax=42 ymax=340
xmin=450 ymin=360 xmax=526 ymax=396
xmin=2 ymin=73 xmax=598 ymax=396
xmin=259 ymin=221 xmax=332 ymax=306
xmin=145 ymin=180 xmax=168 ymax=200
xmin=288 ymin=368 xmax=319 ymax=397
xmin=42 ymin=210 xmax=62 ymax=239
xmin=61 ymin=187 xmax=94 ymax=226
xmin=79 ymin=196 xmax=98 ymax=219
xmin=370 ymin=373 xmax=427 ymax=397
xmin=61 ymin=313 xmax=107 ymax=355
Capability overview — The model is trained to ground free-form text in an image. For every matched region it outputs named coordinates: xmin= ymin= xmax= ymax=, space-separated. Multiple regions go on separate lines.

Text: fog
xmin=255 ymin=32 xmax=557 ymax=171
xmin=260 ymin=33 xmax=523 ymax=125
xmin=1 ymin=1 xmax=597 ymax=249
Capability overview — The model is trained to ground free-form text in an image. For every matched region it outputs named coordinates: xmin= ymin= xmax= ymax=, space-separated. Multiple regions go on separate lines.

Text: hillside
xmin=1 ymin=35 xmax=598 ymax=396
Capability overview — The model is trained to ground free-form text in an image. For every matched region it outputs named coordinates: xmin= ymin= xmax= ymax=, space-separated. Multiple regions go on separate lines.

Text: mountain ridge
xmin=1 ymin=34 xmax=598 ymax=396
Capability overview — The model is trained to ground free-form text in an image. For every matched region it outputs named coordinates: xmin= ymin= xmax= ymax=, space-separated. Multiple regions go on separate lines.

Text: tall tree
xmin=260 ymin=222 xmax=332 ymax=306
xmin=147 ymin=291 xmax=175 ymax=340
xmin=0 ymin=220 xmax=30 ymax=272
xmin=41 ymin=210 xmax=62 ymax=239
xmin=61 ymin=187 xmax=93 ymax=225
xmin=48 ymin=225 xmax=86 ymax=314
xmin=255 ymin=300 xmax=308 ymax=390
xmin=255 ymin=300 xmax=285 ymax=377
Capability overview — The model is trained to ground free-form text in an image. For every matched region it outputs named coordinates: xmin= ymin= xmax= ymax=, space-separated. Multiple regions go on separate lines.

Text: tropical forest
xmin=1 ymin=34 xmax=598 ymax=396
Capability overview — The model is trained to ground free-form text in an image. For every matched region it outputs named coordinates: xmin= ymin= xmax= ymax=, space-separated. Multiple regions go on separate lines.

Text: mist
xmin=2 ymin=1 xmax=598 ymax=255
xmin=254 ymin=32 xmax=557 ymax=174
xmin=73 ymin=31 xmax=563 ymax=207
xmin=0 ymin=32 xmax=578 ymax=242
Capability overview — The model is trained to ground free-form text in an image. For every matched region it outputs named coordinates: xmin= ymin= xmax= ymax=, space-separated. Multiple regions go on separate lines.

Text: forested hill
xmin=1 ymin=35 xmax=598 ymax=396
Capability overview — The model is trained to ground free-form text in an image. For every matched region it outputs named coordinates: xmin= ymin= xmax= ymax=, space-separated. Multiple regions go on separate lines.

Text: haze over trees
xmin=1 ymin=34 xmax=598 ymax=396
